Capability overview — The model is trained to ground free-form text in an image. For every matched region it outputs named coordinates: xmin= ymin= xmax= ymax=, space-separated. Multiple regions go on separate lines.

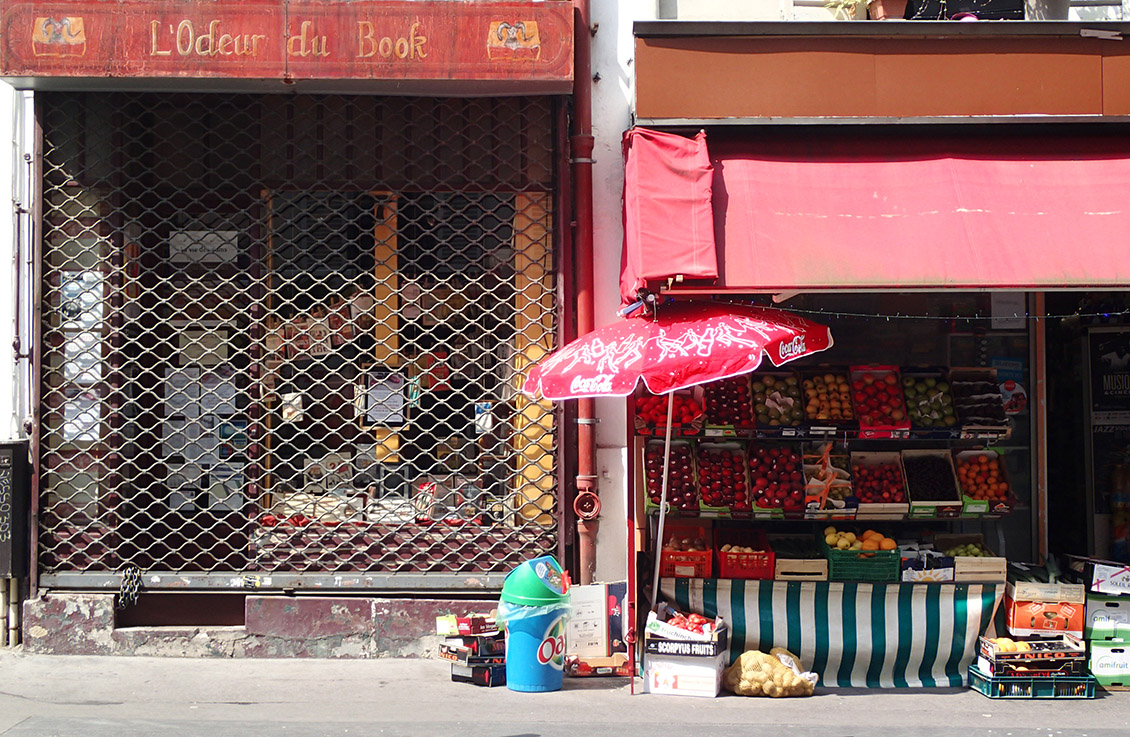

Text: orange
xmin=862 ymin=539 xmax=880 ymax=551
xmin=879 ymin=538 xmax=897 ymax=551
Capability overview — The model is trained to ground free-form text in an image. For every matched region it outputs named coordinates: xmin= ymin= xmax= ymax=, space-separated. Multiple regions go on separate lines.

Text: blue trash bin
xmin=497 ymin=555 xmax=571 ymax=692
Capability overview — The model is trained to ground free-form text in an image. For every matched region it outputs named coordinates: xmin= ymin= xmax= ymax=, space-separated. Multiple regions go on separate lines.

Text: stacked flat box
xmin=1085 ymin=592 xmax=1130 ymax=691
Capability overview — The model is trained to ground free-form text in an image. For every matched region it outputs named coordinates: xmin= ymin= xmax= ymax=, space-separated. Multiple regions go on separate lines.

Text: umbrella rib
xmin=650 ymin=390 xmax=676 ymax=615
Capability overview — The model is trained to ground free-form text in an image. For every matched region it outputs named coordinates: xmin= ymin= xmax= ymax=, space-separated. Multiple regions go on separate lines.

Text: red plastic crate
xmin=715 ymin=529 xmax=774 ymax=580
xmin=659 ymin=523 xmax=712 ymax=578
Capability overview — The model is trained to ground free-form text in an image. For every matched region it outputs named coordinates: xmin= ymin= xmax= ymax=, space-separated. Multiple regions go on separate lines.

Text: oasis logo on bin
xmin=778 ymin=336 xmax=806 ymax=362
xmin=537 ymin=616 xmax=567 ymax=668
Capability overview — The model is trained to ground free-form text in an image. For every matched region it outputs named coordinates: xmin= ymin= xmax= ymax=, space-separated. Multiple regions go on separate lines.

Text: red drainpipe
xmin=571 ymin=0 xmax=599 ymax=586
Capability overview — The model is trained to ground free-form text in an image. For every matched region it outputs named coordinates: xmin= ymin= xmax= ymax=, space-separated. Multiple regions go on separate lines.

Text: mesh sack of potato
xmin=722 ymin=647 xmax=816 ymax=697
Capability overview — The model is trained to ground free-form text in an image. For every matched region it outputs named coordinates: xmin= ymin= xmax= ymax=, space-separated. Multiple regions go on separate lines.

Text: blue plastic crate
xmin=968 ymin=665 xmax=1096 ymax=699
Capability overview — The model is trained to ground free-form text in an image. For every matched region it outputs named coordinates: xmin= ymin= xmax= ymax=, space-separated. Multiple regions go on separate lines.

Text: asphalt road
xmin=0 ymin=651 xmax=1126 ymax=737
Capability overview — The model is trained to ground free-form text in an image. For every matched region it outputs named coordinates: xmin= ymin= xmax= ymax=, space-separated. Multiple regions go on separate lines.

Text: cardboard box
xmin=1088 ymin=639 xmax=1130 ymax=689
xmin=976 ymin=634 xmax=1087 ymax=678
xmin=1004 ymin=581 xmax=1086 ymax=638
xmin=566 ymin=582 xmax=627 ymax=660
xmin=439 ymin=633 xmax=506 ymax=665
xmin=450 ymin=662 xmax=506 ymax=687
xmin=1065 ymin=556 xmax=1130 ymax=597
xmin=435 ymin=613 xmax=498 ymax=637
xmin=642 ymin=624 xmax=729 ymax=698
xmin=1086 ymin=594 xmax=1130 ymax=640
xmin=902 ymin=449 xmax=963 ymax=519
xmin=564 ymin=653 xmax=632 ymax=678
xmin=850 ymin=451 xmax=910 ymax=519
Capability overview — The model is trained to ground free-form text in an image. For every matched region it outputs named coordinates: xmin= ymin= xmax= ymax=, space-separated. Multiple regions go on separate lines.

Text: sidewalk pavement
xmin=1 ymin=649 xmax=1128 ymax=737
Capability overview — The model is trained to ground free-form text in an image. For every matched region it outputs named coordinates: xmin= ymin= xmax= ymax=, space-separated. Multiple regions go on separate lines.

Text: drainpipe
xmin=572 ymin=0 xmax=599 ymax=586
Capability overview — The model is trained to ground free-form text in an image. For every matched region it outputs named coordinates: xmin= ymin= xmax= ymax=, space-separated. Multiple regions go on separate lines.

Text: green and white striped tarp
xmin=661 ymin=578 xmax=1002 ymax=688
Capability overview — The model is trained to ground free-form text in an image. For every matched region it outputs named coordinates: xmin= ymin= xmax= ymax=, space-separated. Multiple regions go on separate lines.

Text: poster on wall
xmin=1090 ymin=330 xmax=1130 ymax=425
xmin=169 ymin=230 xmax=239 ymax=265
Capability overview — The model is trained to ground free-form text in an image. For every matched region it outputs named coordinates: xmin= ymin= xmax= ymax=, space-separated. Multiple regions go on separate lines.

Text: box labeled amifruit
xmin=643 ymin=611 xmax=729 ymax=698
xmin=1085 ymin=594 xmax=1130 ymax=640
xmin=1004 ymin=581 xmax=1086 ymax=638
xmin=1089 ymin=640 xmax=1130 ymax=689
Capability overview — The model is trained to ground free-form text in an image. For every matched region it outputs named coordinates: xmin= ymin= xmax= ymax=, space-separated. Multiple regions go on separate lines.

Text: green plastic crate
xmin=820 ymin=538 xmax=900 ymax=583
xmin=968 ymin=665 xmax=1096 ymax=699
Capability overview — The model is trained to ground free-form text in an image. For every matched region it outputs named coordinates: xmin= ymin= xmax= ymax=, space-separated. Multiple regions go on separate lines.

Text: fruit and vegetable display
xmin=902 ymin=452 xmax=960 ymax=502
xmin=850 ymin=369 xmax=908 ymax=430
xmin=955 ymin=453 xmax=1011 ymax=503
xmin=645 ymin=441 xmax=698 ymax=510
xmin=747 ymin=444 xmax=806 ymax=511
xmin=704 ymin=376 xmax=754 ymax=426
xmin=752 ymin=375 xmax=805 ymax=427
xmin=723 ymin=647 xmax=816 ymax=698
xmin=850 ymin=455 xmax=907 ymax=504
xmin=802 ymin=372 xmax=855 ymax=424
xmin=823 ymin=525 xmax=898 ymax=553
xmin=901 ymin=374 xmax=957 ymax=429
xmin=636 ymin=392 xmax=704 ymax=428
xmin=697 ymin=445 xmax=748 ymax=510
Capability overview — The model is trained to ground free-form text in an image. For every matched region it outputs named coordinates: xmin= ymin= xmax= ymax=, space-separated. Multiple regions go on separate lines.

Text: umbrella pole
xmin=650 ymin=391 xmax=676 ymax=615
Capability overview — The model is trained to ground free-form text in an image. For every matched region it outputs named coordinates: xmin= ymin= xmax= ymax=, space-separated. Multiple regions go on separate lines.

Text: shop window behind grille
xmin=37 ymin=93 xmax=560 ymax=584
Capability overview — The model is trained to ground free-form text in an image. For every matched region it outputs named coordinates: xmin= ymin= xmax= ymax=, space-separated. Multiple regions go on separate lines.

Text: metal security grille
xmin=37 ymin=92 xmax=560 ymax=589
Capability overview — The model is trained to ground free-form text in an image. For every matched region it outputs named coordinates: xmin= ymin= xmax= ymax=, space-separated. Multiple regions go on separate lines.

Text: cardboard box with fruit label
xmin=850 ymin=451 xmax=909 ymax=519
xmin=1064 ymin=555 xmax=1130 ymax=597
xmin=634 ymin=389 xmax=705 ymax=437
xmin=643 ymin=611 xmax=729 ymax=698
xmin=900 ymin=367 xmax=961 ymax=439
xmin=642 ymin=439 xmax=700 ymax=514
xmin=1004 ymin=581 xmax=1086 ymax=638
xmin=701 ymin=375 xmax=754 ymax=437
xmin=1085 ymin=594 xmax=1130 ymax=640
xmin=1088 ymin=639 xmax=1130 ymax=689
xmin=746 ymin=442 xmax=806 ymax=518
xmin=977 ymin=635 xmax=1087 ymax=677
xmin=949 ymin=367 xmax=1011 ymax=440
xmin=798 ymin=367 xmax=858 ymax=435
xmin=696 ymin=441 xmax=750 ymax=515
xmin=849 ymin=366 xmax=911 ymax=439
xmin=903 ymin=449 xmax=963 ymax=519
xmin=953 ymin=450 xmax=1016 ymax=517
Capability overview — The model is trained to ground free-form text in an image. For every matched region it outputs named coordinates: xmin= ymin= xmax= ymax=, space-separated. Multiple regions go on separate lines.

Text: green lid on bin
xmin=500 ymin=555 xmax=570 ymax=606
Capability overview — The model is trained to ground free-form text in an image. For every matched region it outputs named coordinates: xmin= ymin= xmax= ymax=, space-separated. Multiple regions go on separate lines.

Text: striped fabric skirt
xmin=660 ymin=578 xmax=1002 ymax=688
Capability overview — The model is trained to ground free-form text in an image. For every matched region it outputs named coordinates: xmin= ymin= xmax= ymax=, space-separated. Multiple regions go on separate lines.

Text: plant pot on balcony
xmin=868 ymin=0 xmax=909 ymax=17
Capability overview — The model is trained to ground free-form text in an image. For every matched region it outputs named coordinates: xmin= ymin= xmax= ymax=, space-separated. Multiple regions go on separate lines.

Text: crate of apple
xmin=751 ymin=374 xmax=805 ymax=429
xmin=635 ymin=391 xmax=705 ymax=436
xmin=697 ymin=444 xmax=749 ymax=510
xmin=850 ymin=453 xmax=908 ymax=505
xmin=644 ymin=440 xmax=699 ymax=511
xmin=849 ymin=367 xmax=910 ymax=436
xmin=703 ymin=376 xmax=754 ymax=427
xmin=747 ymin=444 xmax=806 ymax=513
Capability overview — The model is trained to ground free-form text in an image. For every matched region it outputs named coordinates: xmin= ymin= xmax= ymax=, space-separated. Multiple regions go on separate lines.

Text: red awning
xmin=620 ymin=128 xmax=716 ymax=305
xmin=708 ymin=133 xmax=1130 ymax=291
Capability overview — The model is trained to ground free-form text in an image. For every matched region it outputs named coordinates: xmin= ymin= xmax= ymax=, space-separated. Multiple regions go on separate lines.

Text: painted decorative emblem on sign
xmin=487 ymin=20 xmax=540 ymax=61
xmin=32 ymin=17 xmax=87 ymax=57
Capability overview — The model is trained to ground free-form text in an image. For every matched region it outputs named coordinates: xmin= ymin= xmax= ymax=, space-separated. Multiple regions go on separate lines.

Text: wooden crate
xmin=774 ymin=557 xmax=828 ymax=581
xmin=934 ymin=533 xmax=1007 ymax=583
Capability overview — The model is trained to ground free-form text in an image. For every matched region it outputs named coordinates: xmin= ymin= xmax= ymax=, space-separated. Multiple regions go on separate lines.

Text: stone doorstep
xmin=22 ymin=592 xmax=499 ymax=658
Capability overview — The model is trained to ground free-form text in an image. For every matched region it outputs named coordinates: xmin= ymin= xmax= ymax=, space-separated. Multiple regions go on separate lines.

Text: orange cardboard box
xmin=1003 ymin=581 xmax=1085 ymax=638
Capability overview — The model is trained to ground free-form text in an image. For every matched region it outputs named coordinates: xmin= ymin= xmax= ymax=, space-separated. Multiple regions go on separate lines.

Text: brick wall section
xmin=23 ymin=593 xmax=499 ymax=657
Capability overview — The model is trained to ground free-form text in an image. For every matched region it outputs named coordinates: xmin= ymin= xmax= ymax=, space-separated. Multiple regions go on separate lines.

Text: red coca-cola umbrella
xmin=522 ymin=300 xmax=833 ymax=614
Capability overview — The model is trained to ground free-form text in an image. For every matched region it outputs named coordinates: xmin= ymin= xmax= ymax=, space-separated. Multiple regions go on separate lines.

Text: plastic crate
xmin=659 ymin=523 xmax=712 ymax=578
xmin=716 ymin=529 xmax=774 ymax=580
xmin=820 ymin=537 xmax=900 ymax=583
xmin=968 ymin=665 xmax=1096 ymax=699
